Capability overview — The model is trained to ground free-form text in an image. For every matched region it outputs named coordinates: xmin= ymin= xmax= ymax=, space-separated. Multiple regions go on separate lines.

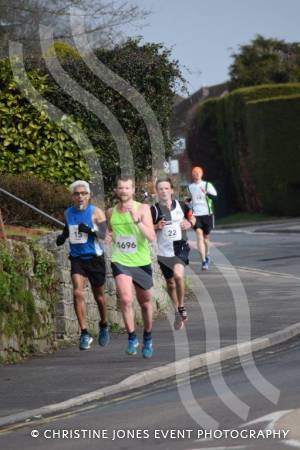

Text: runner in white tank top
xmin=151 ymin=177 xmax=194 ymax=330
xmin=188 ymin=166 xmax=217 ymax=271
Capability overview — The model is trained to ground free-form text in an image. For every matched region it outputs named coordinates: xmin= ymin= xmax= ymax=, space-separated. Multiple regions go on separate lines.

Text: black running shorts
xmin=70 ymin=255 xmax=106 ymax=287
xmin=158 ymin=241 xmax=190 ymax=280
xmin=193 ymin=215 xmax=214 ymax=235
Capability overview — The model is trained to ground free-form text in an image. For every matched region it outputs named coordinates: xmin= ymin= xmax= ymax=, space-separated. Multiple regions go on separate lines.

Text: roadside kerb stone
xmin=1 ymin=321 xmax=300 ymax=430
xmin=274 ymin=408 xmax=300 ymax=440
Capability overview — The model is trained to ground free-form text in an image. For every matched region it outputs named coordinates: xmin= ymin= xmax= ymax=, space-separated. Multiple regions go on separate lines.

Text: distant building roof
xmin=170 ymin=82 xmax=228 ymax=138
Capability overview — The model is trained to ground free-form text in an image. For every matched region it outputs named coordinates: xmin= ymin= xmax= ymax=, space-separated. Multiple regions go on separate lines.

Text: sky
xmin=124 ymin=0 xmax=300 ymax=95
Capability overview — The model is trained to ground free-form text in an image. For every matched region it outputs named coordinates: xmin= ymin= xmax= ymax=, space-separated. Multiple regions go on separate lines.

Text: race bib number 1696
xmin=116 ymin=235 xmax=137 ymax=253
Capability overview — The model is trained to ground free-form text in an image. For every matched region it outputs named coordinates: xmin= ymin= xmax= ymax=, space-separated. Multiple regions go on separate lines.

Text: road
xmin=1 ymin=226 xmax=300 ymax=449
xmin=1 ymin=338 xmax=300 ymax=450
xmin=211 ymin=226 xmax=300 ymax=277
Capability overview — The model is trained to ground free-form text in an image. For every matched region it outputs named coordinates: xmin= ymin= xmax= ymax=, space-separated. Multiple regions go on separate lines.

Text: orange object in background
xmin=191 ymin=166 xmax=204 ymax=177
xmin=186 ymin=209 xmax=193 ymax=219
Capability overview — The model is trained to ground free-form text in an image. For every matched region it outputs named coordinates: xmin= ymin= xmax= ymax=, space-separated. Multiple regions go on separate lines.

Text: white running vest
xmin=188 ymin=181 xmax=216 ymax=216
xmin=155 ymin=200 xmax=185 ymax=257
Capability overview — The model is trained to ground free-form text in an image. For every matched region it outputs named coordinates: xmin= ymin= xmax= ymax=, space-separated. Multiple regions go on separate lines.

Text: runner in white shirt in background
xmin=151 ymin=178 xmax=194 ymax=330
xmin=188 ymin=166 xmax=217 ymax=271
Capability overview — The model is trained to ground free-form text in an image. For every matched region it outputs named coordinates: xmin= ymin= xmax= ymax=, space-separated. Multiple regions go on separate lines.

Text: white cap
xmin=69 ymin=180 xmax=90 ymax=193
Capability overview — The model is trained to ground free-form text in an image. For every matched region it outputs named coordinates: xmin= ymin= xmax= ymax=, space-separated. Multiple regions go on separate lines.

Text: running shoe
xmin=98 ymin=324 xmax=110 ymax=347
xmin=79 ymin=332 xmax=93 ymax=350
xmin=126 ymin=336 xmax=139 ymax=355
xmin=174 ymin=311 xmax=184 ymax=330
xmin=178 ymin=307 xmax=188 ymax=323
xmin=142 ymin=338 xmax=153 ymax=359
xmin=205 ymin=255 xmax=210 ymax=268
xmin=202 ymin=261 xmax=209 ymax=271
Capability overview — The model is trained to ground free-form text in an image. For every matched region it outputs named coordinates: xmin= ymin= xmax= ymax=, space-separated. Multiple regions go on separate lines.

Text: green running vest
xmin=111 ymin=201 xmax=151 ymax=267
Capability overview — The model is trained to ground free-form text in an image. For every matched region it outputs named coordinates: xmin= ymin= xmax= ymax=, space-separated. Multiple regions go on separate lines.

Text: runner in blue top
xmin=56 ymin=180 xmax=109 ymax=350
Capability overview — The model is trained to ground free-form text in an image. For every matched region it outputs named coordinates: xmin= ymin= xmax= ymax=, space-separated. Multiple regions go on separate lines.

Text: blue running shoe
xmin=205 ymin=256 xmax=210 ymax=268
xmin=126 ymin=336 xmax=139 ymax=355
xmin=79 ymin=332 xmax=93 ymax=350
xmin=202 ymin=261 xmax=209 ymax=271
xmin=142 ymin=338 xmax=153 ymax=359
xmin=98 ymin=325 xmax=110 ymax=347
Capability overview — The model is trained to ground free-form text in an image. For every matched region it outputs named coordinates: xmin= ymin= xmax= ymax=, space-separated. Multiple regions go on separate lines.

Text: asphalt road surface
xmin=1 ymin=226 xmax=300 ymax=450
xmin=1 ymin=338 xmax=300 ymax=450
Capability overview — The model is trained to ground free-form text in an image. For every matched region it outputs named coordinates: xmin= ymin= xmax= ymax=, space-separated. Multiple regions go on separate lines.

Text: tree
xmin=0 ymin=0 xmax=148 ymax=57
xmin=1 ymin=39 xmax=184 ymax=194
xmin=228 ymin=34 xmax=300 ymax=91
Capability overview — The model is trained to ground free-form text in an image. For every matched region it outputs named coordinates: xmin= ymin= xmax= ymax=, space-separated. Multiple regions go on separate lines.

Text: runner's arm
xmin=56 ymin=212 xmax=69 ymax=246
xmin=206 ymin=182 xmax=217 ymax=197
xmin=137 ymin=204 xmax=156 ymax=242
xmin=181 ymin=201 xmax=195 ymax=227
xmin=150 ymin=205 xmax=165 ymax=230
xmin=78 ymin=207 xmax=107 ymax=239
xmin=104 ymin=208 xmax=113 ymax=244
xmin=56 ymin=224 xmax=69 ymax=246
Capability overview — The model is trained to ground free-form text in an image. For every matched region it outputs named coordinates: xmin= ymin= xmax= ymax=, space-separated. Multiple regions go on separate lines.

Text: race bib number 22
xmin=162 ymin=222 xmax=182 ymax=241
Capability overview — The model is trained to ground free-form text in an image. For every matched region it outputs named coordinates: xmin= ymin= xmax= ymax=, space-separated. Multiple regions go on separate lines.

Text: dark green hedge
xmin=246 ymin=95 xmax=300 ymax=215
xmin=193 ymin=83 xmax=300 ymax=214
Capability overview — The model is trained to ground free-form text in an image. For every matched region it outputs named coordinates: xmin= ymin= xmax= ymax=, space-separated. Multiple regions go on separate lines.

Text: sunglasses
xmin=73 ymin=191 xmax=89 ymax=197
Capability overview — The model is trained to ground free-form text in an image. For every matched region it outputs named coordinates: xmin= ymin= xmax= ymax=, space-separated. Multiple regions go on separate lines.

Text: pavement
xmin=216 ymin=217 xmax=300 ymax=233
xmin=1 ymin=218 xmax=300 ymax=431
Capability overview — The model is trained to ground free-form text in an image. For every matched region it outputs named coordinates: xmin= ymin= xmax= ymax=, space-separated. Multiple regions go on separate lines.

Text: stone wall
xmin=39 ymin=233 xmax=170 ymax=340
xmin=0 ymin=240 xmax=58 ymax=363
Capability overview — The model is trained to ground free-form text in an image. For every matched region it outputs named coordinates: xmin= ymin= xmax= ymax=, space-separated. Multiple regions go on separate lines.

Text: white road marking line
xmin=217 ymin=265 xmax=300 ymax=281
xmin=284 ymin=439 xmax=300 ymax=448
xmin=186 ymin=446 xmax=245 ymax=450
xmin=241 ymin=410 xmax=292 ymax=429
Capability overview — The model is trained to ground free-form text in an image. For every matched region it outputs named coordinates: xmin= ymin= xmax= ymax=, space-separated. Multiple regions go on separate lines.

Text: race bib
xmin=116 ymin=235 xmax=137 ymax=253
xmin=162 ymin=221 xmax=182 ymax=241
xmin=69 ymin=225 xmax=88 ymax=244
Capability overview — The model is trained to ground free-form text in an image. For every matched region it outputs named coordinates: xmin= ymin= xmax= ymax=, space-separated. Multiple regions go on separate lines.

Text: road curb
xmin=215 ymin=218 xmax=298 ymax=230
xmin=254 ymin=228 xmax=300 ymax=234
xmin=1 ymin=321 xmax=300 ymax=430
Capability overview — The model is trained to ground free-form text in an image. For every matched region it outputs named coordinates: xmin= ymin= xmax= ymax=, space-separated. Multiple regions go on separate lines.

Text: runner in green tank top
xmin=106 ymin=175 xmax=156 ymax=358
xmin=110 ymin=200 xmax=151 ymax=267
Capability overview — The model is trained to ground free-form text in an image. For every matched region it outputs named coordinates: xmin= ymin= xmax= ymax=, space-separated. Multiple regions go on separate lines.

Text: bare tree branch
xmin=0 ymin=0 xmax=149 ymax=56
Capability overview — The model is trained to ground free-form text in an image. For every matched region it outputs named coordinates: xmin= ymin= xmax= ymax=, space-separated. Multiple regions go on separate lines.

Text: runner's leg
xmin=92 ymin=285 xmax=107 ymax=323
xmin=196 ymin=228 xmax=206 ymax=262
xmin=92 ymin=284 xmax=110 ymax=346
xmin=72 ymin=274 xmax=88 ymax=330
xmin=173 ymin=263 xmax=185 ymax=308
xmin=114 ymin=274 xmax=135 ymax=333
xmin=135 ymin=284 xmax=153 ymax=357
xmin=166 ymin=277 xmax=179 ymax=310
xmin=204 ymin=234 xmax=210 ymax=259
xmin=134 ymin=284 xmax=152 ymax=333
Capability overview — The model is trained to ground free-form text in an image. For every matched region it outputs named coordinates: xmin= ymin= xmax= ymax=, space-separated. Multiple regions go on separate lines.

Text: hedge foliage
xmin=27 ymin=39 xmax=183 ymax=192
xmin=0 ymin=39 xmax=182 ymax=200
xmin=0 ymin=58 xmax=89 ymax=184
xmin=246 ymin=95 xmax=300 ymax=215
xmin=193 ymin=83 xmax=300 ymax=215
